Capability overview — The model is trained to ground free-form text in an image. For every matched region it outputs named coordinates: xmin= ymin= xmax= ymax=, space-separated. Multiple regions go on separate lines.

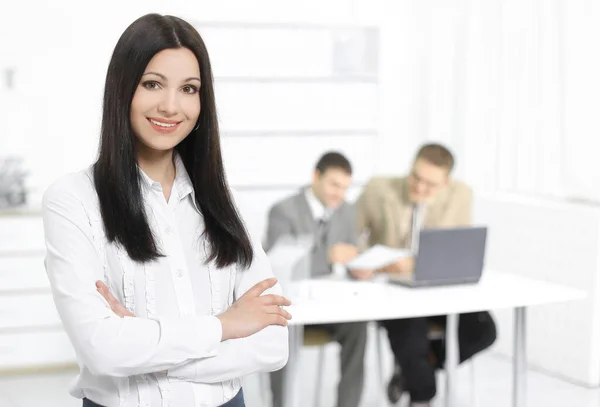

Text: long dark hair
xmin=93 ymin=13 xmax=253 ymax=269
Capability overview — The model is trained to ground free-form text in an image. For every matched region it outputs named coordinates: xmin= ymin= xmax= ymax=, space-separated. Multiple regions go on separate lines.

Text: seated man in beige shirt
xmin=354 ymin=143 xmax=497 ymax=407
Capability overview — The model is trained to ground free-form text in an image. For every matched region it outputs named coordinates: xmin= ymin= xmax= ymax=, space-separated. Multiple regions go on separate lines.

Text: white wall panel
xmin=0 ymin=256 xmax=48 ymax=292
xmin=0 ymin=294 xmax=60 ymax=330
xmin=0 ymin=217 xmax=44 ymax=253
xmin=0 ymin=330 xmax=75 ymax=371
xmin=215 ymin=82 xmax=378 ymax=132
xmin=202 ymin=27 xmax=377 ymax=79
xmin=222 ymin=134 xmax=376 ymax=187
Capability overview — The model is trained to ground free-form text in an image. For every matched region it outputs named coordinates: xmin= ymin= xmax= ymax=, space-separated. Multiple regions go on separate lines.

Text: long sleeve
xmin=354 ymin=187 xmax=370 ymax=242
xmin=343 ymin=204 xmax=359 ymax=246
xmin=454 ymin=187 xmax=473 ymax=226
xmin=264 ymin=204 xmax=294 ymax=252
xmin=42 ymin=175 xmax=223 ymax=378
xmin=440 ymin=183 xmax=473 ymax=227
xmin=168 ymin=213 xmax=289 ymax=383
xmin=355 ymin=179 xmax=381 ymax=250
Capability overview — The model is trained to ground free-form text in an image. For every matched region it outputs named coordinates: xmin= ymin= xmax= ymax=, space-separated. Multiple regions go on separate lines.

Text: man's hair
xmin=315 ymin=151 xmax=353 ymax=175
xmin=415 ymin=143 xmax=455 ymax=172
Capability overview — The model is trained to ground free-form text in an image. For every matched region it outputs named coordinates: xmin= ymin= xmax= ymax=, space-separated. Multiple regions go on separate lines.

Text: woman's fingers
xmin=95 ymin=280 xmax=135 ymax=317
xmin=264 ymin=305 xmax=292 ymax=320
xmin=268 ymin=314 xmax=289 ymax=327
xmin=261 ymin=294 xmax=292 ymax=307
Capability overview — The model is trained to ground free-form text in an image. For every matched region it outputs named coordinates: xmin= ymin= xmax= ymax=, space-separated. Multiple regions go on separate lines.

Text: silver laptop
xmin=388 ymin=226 xmax=487 ymax=287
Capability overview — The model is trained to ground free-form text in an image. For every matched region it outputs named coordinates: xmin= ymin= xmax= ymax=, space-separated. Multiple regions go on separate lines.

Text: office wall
xmin=0 ymin=0 xmax=387 ymax=209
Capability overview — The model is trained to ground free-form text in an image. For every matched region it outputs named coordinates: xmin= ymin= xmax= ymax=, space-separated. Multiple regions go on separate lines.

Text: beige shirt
xmin=355 ymin=176 xmax=473 ymax=250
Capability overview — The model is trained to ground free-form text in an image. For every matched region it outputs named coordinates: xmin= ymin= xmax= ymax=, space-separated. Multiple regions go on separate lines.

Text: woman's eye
xmin=142 ymin=81 xmax=160 ymax=90
xmin=182 ymin=85 xmax=198 ymax=94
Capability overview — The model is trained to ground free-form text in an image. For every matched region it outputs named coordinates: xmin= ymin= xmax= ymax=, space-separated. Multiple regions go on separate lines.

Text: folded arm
xmin=43 ymin=176 xmax=222 ymax=378
xmin=168 ymin=203 xmax=289 ymax=383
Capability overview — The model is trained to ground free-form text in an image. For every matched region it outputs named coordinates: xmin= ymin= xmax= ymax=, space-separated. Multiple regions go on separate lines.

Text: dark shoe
xmin=386 ymin=372 xmax=406 ymax=404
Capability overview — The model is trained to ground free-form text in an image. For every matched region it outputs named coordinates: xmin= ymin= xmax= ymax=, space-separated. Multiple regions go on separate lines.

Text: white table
xmin=281 ymin=271 xmax=586 ymax=407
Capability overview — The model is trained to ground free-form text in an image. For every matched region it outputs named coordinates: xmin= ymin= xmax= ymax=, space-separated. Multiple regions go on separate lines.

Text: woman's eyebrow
xmin=142 ymin=72 xmax=201 ymax=83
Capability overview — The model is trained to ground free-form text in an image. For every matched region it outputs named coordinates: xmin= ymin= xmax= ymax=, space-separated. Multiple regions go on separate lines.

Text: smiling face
xmin=130 ymin=47 xmax=201 ymax=154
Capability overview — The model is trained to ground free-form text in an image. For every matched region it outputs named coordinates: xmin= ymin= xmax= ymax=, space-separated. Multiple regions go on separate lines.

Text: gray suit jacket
xmin=265 ymin=188 xmax=358 ymax=277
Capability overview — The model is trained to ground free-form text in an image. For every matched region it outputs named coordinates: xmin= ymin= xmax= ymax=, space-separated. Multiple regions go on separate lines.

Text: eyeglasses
xmin=409 ymin=171 xmax=444 ymax=190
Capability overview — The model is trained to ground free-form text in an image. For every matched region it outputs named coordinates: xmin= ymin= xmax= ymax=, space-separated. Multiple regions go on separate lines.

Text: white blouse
xmin=42 ymin=156 xmax=288 ymax=407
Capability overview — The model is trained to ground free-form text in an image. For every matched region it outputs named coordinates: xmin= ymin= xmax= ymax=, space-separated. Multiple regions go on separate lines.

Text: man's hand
xmin=349 ymin=268 xmax=375 ymax=281
xmin=96 ymin=281 xmax=135 ymax=317
xmin=383 ymin=257 xmax=415 ymax=274
xmin=328 ymin=243 xmax=358 ymax=264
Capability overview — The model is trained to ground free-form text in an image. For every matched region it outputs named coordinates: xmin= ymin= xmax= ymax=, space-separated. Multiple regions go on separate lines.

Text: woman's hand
xmin=96 ymin=281 xmax=135 ymax=317
xmin=96 ymin=278 xmax=292 ymax=341
xmin=217 ymin=278 xmax=292 ymax=341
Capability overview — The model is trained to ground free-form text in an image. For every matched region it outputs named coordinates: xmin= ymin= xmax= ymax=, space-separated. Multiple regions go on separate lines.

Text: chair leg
xmin=375 ymin=327 xmax=385 ymax=388
xmin=314 ymin=346 xmax=326 ymax=407
xmin=469 ymin=359 xmax=478 ymax=407
xmin=375 ymin=324 xmax=390 ymax=406
xmin=256 ymin=373 xmax=264 ymax=406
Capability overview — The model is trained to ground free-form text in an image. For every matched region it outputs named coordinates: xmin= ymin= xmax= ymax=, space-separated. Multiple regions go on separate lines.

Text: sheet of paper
xmin=346 ymin=244 xmax=411 ymax=270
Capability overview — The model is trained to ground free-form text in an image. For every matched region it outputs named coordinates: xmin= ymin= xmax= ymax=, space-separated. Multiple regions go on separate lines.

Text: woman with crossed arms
xmin=42 ymin=13 xmax=290 ymax=407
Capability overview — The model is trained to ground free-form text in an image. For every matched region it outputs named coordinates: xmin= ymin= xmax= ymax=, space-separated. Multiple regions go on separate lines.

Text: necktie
xmin=316 ymin=208 xmax=333 ymax=246
xmin=410 ymin=203 xmax=422 ymax=254
xmin=316 ymin=217 xmax=328 ymax=248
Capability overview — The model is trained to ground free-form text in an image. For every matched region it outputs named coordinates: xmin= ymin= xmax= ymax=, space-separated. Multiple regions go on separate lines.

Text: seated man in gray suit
xmin=266 ymin=152 xmax=368 ymax=407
